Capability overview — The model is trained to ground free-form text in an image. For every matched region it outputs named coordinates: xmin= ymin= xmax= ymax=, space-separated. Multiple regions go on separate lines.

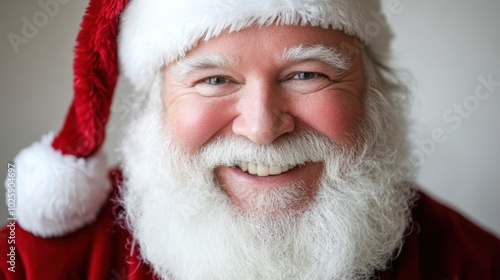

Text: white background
xmin=1 ymin=0 xmax=499 ymax=236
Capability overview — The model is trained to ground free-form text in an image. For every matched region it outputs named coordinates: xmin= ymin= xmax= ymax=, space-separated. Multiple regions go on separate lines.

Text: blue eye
xmin=293 ymin=72 xmax=319 ymax=80
xmin=195 ymin=76 xmax=240 ymax=97
xmin=283 ymin=71 xmax=333 ymax=94
xmin=205 ymin=76 xmax=228 ymax=85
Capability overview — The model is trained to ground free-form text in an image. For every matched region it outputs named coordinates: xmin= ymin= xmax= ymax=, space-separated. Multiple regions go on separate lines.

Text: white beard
xmin=120 ymin=57 xmax=416 ymax=280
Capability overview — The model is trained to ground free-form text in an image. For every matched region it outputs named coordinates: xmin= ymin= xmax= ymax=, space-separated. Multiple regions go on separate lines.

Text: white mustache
xmin=196 ymin=129 xmax=339 ymax=168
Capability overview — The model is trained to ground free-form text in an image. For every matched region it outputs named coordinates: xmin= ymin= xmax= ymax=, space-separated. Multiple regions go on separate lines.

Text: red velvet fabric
xmin=1 ymin=170 xmax=498 ymax=279
xmin=52 ymin=0 xmax=128 ymax=158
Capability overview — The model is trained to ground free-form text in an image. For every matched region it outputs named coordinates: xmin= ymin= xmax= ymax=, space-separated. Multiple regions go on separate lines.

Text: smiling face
xmin=163 ymin=25 xmax=366 ymax=211
xmin=122 ymin=24 xmax=415 ymax=280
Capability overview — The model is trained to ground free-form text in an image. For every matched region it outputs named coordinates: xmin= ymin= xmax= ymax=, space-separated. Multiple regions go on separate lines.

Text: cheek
xmin=292 ymin=92 xmax=364 ymax=145
xmin=164 ymin=97 xmax=236 ymax=152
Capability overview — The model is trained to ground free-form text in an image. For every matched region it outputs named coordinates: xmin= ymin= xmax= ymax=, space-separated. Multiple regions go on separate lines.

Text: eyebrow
xmin=280 ymin=44 xmax=352 ymax=74
xmin=169 ymin=44 xmax=351 ymax=80
xmin=170 ymin=54 xmax=237 ymax=80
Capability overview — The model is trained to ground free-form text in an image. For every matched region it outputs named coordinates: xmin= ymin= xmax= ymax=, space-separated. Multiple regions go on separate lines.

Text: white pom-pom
xmin=5 ymin=133 xmax=111 ymax=238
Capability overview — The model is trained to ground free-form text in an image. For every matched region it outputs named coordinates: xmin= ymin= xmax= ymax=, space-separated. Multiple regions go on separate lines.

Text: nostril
xmin=232 ymin=87 xmax=295 ymax=144
xmin=232 ymin=112 xmax=295 ymax=145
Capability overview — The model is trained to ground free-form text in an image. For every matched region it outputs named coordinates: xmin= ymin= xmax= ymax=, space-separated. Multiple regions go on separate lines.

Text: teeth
xmin=240 ymin=162 xmax=248 ymax=172
xmin=248 ymin=163 xmax=257 ymax=175
xmin=237 ymin=162 xmax=296 ymax=176
xmin=269 ymin=165 xmax=281 ymax=175
xmin=281 ymin=165 xmax=289 ymax=172
xmin=257 ymin=165 xmax=269 ymax=176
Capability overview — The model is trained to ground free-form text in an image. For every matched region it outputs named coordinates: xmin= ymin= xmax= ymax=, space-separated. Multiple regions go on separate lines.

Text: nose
xmin=232 ymin=82 xmax=295 ymax=145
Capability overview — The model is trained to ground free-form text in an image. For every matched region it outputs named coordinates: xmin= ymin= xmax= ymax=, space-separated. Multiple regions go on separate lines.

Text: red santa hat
xmin=8 ymin=0 xmax=392 ymax=237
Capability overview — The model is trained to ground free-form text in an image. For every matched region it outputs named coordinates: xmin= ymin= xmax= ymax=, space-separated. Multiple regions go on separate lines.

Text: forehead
xmin=183 ymin=25 xmax=359 ymax=59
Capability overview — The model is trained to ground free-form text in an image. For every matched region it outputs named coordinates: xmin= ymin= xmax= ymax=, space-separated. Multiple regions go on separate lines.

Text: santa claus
xmin=1 ymin=0 xmax=499 ymax=279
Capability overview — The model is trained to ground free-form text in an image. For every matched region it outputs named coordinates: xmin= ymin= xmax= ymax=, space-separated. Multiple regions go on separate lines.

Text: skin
xmin=163 ymin=25 xmax=365 ymax=210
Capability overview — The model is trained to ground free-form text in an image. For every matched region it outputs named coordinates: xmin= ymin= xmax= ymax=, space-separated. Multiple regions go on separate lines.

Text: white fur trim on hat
xmin=118 ymin=0 xmax=392 ymax=91
xmin=5 ymin=133 xmax=111 ymax=238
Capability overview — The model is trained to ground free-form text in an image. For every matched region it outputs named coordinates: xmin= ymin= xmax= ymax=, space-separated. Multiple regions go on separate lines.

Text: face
xmin=163 ymin=25 xmax=365 ymax=211
xmin=122 ymin=24 xmax=414 ymax=280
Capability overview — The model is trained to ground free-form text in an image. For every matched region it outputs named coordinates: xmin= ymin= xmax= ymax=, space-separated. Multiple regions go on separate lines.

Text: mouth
xmin=235 ymin=162 xmax=299 ymax=177
xmin=217 ymin=161 xmax=323 ymax=211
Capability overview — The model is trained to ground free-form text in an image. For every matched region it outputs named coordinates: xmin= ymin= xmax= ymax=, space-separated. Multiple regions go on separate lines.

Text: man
xmin=1 ymin=0 xmax=499 ymax=279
